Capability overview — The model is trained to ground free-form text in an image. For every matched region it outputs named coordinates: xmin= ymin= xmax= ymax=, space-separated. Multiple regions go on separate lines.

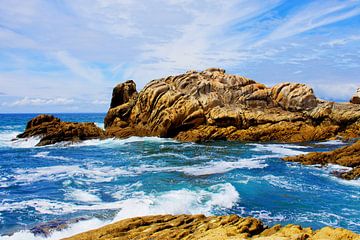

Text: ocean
xmin=0 ymin=113 xmax=359 ymax=239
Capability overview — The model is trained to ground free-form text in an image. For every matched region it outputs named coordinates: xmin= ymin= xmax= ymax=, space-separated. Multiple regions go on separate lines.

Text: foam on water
xmin=66 ymin=189 xmax=102 ymax=203
xmin=73 ymin=136 xmax=178 ymax=147
xmin=249 ymin=143 xmax=308 ymax=156
xmin=0 ymin=183 xmax=239 ymax=240
xmin=0 ymin=131 xmax=39 ymax=148
xmin=0 ymin=218 xmax=109 ymax=240
xmin=132 ymin=157 xmax=267 ymax=176
xmin=314 ymin=140 xmax=346 ymax=145
xmin=33 ymin=152 xmax=71 ymax=161
xmin=12 ymin=165 xmax=132 ymax=186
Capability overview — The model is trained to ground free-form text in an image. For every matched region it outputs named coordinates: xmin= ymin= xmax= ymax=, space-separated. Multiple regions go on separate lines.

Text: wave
xmin=0 ymin=131 xmax=39 ymax=148
xmin=10 ymin=165 xmax=132 ymax=186
xmin=249 ymin=143 xmax=308 ymax=157
xmin=0 ymin=183 xmax=239 ymax=240
xmin=69 ymin=136 xmax=178 ymax=147
xmin=65 ymin=189 xmax=102 ymax=203
xmin=132 ymin=157 xmax=268 ymax=176
xmin=33 ymin=151 xmax=71 ymax=161
xmin=314 ymin=140 xmax=346 ymax=146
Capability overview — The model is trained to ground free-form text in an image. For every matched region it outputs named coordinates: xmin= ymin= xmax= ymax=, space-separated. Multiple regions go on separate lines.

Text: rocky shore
xmin=284 ymin=140 xmax=360 ymax=180
xmin=13 ymin=69 xmax=360 ymax=239
xmin=16 ymin=114 xmax=105 ymax=146
xmin=104 ymin=68 xmax=360 ymax=142
xmin=15 ymin=68 xmax=360 ymax=181
xmin=18 ymin=68 xmax=360 ymax=146
xmin=63 ymin=214 xmax=360 ymax=240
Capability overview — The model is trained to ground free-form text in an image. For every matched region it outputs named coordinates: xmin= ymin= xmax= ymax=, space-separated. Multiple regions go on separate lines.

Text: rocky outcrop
xmin=64 ymin=214 xmax=360 ymax=240
xmin=283 ymin=140 xmax=360 ymax=180
xmin=17 ymin=114 xmax=105 ymax=146
xmin=351 ymin=88 xmax=360 ymax=104
xmin=104 ymin=68 xmax=360 ymax=142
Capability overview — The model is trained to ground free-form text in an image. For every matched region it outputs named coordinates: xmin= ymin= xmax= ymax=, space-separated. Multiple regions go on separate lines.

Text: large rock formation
xmin=17 ymin=114 xmax=105 ymax=146
xmin=64 ymin=214 xmax=360 ymax=240
xmin=283 ymin=140 xmax=360 ymax=180
xmin=104 ymin=68 xmax=360 ymax=142
xmin=350 ymin=88 xmax=360 ymax=104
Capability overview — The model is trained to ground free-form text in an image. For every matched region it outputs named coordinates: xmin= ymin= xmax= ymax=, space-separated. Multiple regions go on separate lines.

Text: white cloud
xmin=0 ymin=0 xmax=360 ymax=112
xmin=3 ymin=97 xmax=74 ymax=107
xmin=53 ymin=51 xmax=106 ymax=84
xmin=259 ymin=1 xmax=360 ymax=43
xmin=322 ymin=35 xmax=360 ymax=47
xmin=92 ymin=99 xmax=108 ymax=105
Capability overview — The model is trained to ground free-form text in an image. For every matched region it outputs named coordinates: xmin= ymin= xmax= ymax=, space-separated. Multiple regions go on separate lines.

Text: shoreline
xmin=62 ymin=214 xmax=360 ymax=240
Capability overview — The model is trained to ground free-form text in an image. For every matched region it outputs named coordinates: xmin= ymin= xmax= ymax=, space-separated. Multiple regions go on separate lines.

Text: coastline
xmin=63 ymin=214 xmax=360 ymax=240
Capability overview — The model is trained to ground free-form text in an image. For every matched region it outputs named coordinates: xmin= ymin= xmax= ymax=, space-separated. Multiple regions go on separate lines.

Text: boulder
xmin=104 ymin=68 xmax=360 ymax=142
xmin=17 ymin=114 xmax=105 ymax=146
xmin=350 ymin=88 xmax=360 ymax=104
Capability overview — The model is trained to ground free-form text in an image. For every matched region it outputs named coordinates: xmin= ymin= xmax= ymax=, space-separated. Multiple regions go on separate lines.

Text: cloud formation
xmin=0 ymin=0 xmax=359 ymax=112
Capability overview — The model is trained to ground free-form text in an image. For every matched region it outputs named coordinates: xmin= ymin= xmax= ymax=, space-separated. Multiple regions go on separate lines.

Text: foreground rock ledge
xmin=283 ymin=140 xmax=360 ymax=180
xmin=63 ymin=214 xmax=360 ymax=240
xmin=17 ymin=114 xmax=105 ymax=146
xmin=105 ymin=68 xmax=360 ymax=142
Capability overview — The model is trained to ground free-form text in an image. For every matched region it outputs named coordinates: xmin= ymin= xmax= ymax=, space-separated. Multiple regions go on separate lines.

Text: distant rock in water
xmin=284 ymin=140 xmax=360 ymax=180
xmin=350 ymin=88 xmax=360 ymax=104
xmin=64 ymin=214 xmax=360 ymax=240
xmin=104 ymin=68 xmax=360 ymax=142
xmin=17 ymin=114 xmax=105 ymax=146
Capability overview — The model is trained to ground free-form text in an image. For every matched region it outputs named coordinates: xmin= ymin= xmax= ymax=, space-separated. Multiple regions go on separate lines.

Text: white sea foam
xmin=249 ymin=209 xmax=286 ymax=221
xmin=0 ymin=218 xmax=109 ymax=240
xmin=0 ymin=131 xmax=39 ymax=148
xmin=13 ymin=165 xmax=132 ymax=185
xmin=314 ymin=140 xmax=346 ymax=145
xmin=0 ymin=183 xmax=239 ymax=240
xmin=33 ymin=151 xmax=70 ymax=161
xmin=66 ymin=189 xmax=102 ymax=203
xmin=249 ymin=143 xmax=308 ymax=157
xmin=132 ymin=157 xmax=267 ymax=176
xmin=73 ymin=136 xmax=178 ymax=147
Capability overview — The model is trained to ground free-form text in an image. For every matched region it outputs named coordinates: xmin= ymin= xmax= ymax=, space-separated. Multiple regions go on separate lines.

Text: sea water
xmin=0 ymin=113 xmax=359 ymax=240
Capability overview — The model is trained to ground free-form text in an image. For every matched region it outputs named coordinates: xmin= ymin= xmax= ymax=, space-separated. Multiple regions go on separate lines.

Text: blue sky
xmin=0 ymin=0 xmax=359 ymax=113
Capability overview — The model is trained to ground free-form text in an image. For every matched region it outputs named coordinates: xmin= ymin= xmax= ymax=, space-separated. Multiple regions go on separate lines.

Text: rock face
xmin=17 ymin=114 xmax=105 ymax=146
xmin=105 ymin=68 xmax=360 ymax=142
xmin=64 ymin=214 xmax=360 ymax=240
xmin=350 ymin=88 xmax=360 ymax=104
xmin=284 ymin=140 xmax=360 ymax=180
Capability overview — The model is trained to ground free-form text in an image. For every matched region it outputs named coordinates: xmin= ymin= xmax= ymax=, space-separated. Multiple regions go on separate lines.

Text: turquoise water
xmin=0 ymin=113 xmax=359 ymax=239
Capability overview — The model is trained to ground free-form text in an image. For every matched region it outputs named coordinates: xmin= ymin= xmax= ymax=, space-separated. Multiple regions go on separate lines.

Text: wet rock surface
xmin=17 ymin=114 xmax=105 ymax=146
xmin=63 ymin=214 xmax=360 ymax=240
xmin=104 ymin=68 xmax=360 ymax=142
xmin=283 ymin=140 xmax=360 ymax=180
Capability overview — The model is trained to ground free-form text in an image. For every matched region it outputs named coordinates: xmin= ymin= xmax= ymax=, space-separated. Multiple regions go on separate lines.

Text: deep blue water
xmin=0 ymin=113 xmax=359 ymax=239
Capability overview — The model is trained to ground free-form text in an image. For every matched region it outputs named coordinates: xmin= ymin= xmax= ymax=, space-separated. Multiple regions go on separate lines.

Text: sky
xmin=0 ymin=0 xmax=359 ymax=113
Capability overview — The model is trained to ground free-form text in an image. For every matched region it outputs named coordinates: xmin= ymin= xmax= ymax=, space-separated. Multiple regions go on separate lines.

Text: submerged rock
xmin=30 ymin=217 xmax=87 ymax=237
xmin=104 ymin=68 xmax=360 ymax=142
xmin=350 ymin=88 xmax=360 ymax=104
xmin=283 ymin=140 xmax=360 ymax=180
xmin=17 ymin=114 xmax=105 ymax=146
xmin=63 ymin=214 xmax=360 ymax=240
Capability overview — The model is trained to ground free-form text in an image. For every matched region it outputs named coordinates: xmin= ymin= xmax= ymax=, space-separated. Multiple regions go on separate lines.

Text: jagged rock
xmin=283 ymin=140 xmax=360 ymax=180
xmin=30 ymin=217 xmax=87 ymax=237
xmin=63 ymin=214 xmax=360 ymax=240
xmin=17 ymin=114 xmax=105 ymax=146
xmin=104 ymin=68 xmax=360 ymax=142
xmin=350 ymin=88 xmax=360 ymax=104
xmin=271 ymin=82 xmax=317 ymax=111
